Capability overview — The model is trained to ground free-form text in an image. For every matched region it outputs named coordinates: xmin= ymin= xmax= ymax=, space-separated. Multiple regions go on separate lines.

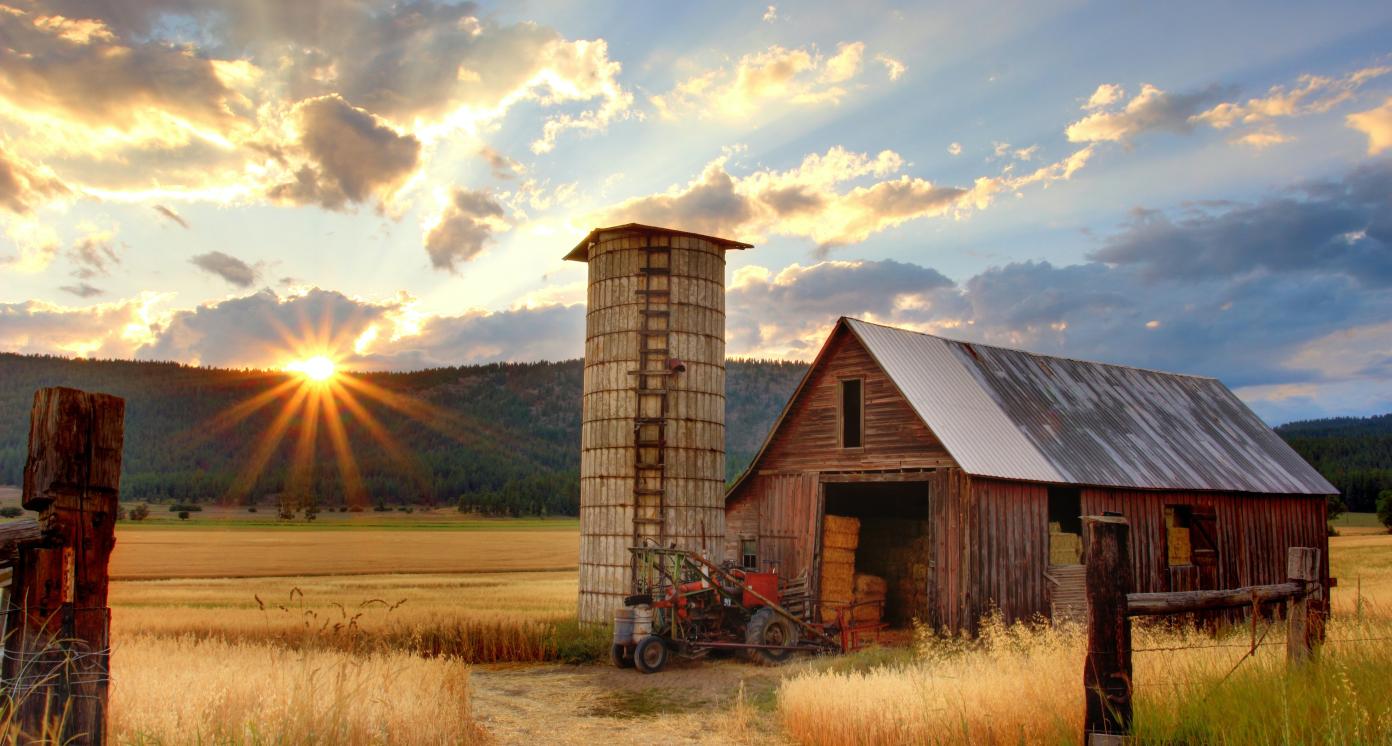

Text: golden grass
xmin=779 ymin=532 xmax=1392 ymax=746
xmin=110 ymin=571 xmax=591 ymax=663
xmin=109 ymin=635 xmax=487 ymax=745
xmin=111 ymin=528 xmax=577 ymax=579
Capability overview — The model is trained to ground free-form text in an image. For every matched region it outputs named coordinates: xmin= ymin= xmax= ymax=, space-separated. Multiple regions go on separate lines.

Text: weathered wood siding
xmin=960 ymin=477 xmax=1050 ymax=630
xmin=1080 ymin=488 xmax=1329 ymax=597
xmin=724 ymin=472 xmax=820 ymax=579
xmin=926 ymin=467 xmax=971 ymax=631
xmin=747 ymin=328 xmax=955 ymax=474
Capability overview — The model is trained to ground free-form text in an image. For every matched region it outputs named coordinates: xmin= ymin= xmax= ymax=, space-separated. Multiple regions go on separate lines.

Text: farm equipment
xmin=610 ymin=544 xmax=884 ymax=673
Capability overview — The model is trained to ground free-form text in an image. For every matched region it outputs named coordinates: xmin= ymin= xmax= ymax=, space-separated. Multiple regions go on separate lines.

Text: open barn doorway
xmin=822 ymin=480 xmax=931 ymax=627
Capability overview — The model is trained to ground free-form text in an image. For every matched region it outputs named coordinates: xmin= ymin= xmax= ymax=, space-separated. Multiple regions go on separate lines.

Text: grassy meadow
xmin=4 ymin=492 xmax=1389 ymax=743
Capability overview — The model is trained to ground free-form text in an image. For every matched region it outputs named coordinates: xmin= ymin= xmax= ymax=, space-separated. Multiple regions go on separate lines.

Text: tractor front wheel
xmin=745 ymin=607 xmax=799 ymax=665
xmin=633 ymin=635 xmax=668 ymax=674
xmin=610 ymin=643 xmax=633 ymax=668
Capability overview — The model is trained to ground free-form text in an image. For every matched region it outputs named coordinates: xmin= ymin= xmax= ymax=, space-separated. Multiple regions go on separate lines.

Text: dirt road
xmin=470 ymin=658 xmax=789 ymax=745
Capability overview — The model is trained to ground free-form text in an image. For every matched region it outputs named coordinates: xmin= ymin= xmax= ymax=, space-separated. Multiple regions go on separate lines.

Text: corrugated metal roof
xmin=563 ymin=223 xmax=754 ymax=261
xmin=845 ymin=318 xmax=1336 ymax=494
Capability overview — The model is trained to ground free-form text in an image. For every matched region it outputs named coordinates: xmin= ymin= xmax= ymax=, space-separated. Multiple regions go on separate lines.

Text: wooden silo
xmin=565 ymin=224 xmax=753 ymax=623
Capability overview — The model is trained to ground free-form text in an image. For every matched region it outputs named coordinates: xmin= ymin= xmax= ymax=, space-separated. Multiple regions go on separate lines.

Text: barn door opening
xmin=821 ymin=480 xmax=931 ymax=627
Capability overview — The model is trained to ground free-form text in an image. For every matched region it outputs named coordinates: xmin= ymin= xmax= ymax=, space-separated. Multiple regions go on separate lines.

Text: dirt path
xmin=470 ymin=658 xmax=790 ymax=745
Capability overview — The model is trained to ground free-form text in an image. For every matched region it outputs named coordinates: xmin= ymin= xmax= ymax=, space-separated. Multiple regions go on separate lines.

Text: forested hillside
xmin=1276 ymin=414 xmax=1392 ymax=512
xmin=0 ymin=353 xmax=806 ymax=515
xmin=2 ymin=352 xmax=1385 ymax=515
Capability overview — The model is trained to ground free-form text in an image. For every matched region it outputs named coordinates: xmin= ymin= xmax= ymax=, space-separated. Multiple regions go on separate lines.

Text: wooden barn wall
xmin=747 ymin=329 xmax=955 ymax=474
xmin=724 ymin=472 xmax=820 ymax=580
xmin=960 ymin=477 xmax=1049 ymax=631
xmin=1080 ymin=488 xmax=1330 ymax=597
xmin=927 ymin=468 xmax=971 ymax=632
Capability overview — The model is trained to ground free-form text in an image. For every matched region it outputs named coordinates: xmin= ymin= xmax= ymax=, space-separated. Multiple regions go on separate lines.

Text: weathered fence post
xmin=1083 ymin=515 xmax=1132 ymax=744
xmin=1286 ymin=547 xmax=1319 ymax=664
xmin=4 ymin=387 xmax=124 ymax=743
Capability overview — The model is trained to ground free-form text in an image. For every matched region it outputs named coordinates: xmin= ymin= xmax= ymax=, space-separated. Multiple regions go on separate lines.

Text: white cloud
xmin=1347 ymin=96 xmax=1392 ymax=155
xmin=763 ymin=5 xmax=778 ymax=22
xmin=947 ymin=142 xmax=962 ymax=156
xmin=1084 ymin=84 xmax=1124 ymax=110
xmin=875 ymin=54 xmax=906 ymax=81
xmin=1194 ymin=66 xmax=1391 ymax=129
xmin=651 ymin=42 xmax=873 ymax=120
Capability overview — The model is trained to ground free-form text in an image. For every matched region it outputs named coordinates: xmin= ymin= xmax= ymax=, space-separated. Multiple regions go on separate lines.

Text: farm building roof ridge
xmin=727 ymin=318 xmax=1337 ymax=497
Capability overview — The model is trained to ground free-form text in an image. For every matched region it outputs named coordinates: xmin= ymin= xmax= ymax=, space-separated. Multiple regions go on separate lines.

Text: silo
xmin=565 ymin=223 xmax=753 ymax=623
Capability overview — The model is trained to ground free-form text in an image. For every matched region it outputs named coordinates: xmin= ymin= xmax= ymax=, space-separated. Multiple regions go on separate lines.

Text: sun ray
xmin=225 ymin=382 xmax=312 ymax=505
xmin=319 ymin=386 xmax=369 ymax=508
xmin=329 ymin=378 xmax=435 ymax=502
xmin=285 ymin=383 xmax=324 ymax=513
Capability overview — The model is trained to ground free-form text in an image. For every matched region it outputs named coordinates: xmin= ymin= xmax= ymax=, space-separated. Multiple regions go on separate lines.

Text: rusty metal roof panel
xmin=845 ymin=318 xmax=1336 ymax=495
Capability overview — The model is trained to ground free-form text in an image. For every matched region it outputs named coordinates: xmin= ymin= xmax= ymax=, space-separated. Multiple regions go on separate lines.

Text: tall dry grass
xmin=780 ymin=532 xmax=1392 ymax=745
xmin=109 ymin=571 xmax=607 ymax=663
xmin=109 ymin=635 xmax=487 ymax=745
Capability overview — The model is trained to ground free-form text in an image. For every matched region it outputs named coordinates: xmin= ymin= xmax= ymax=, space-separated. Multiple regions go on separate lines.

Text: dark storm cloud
xmin=424 ymin=188 xmax=506 ymax=271
xmin=190 ymin=251 xmax=258 ymax=287
xmin=268 ymin=95 xmax=421 ymax=210
xmin=1090 ymin=158 xmax=1392 ymax=285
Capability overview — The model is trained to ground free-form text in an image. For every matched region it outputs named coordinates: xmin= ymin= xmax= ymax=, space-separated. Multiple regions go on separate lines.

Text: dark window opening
xmin=1048 ymin=486 xmax=1083 ymax=565
xmin=840 ymin=379 xmax=863 ymax=448
xmin=741 ymin=538 xmax=758 ymax=570
xmin=1166 ymin=505 xmax=1193 ymax=566
xmin=822 ymin=481 xmax=930 ymax=627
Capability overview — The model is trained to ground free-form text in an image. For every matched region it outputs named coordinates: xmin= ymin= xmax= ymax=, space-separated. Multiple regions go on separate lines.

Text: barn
xmin=724 ymin=317 xmax=1336 ymax=633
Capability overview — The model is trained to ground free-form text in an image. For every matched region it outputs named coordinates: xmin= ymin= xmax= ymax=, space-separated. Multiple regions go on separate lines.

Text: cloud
xmin=651 ymin=42 xmax=872 ymax=120
xmin=1231 ymin=126 xmax=1293 ymax=149
xmin=593 ymin=144 xmax=1092 ymax=251
xmin=875 ymin=54 xmax=906 ymax=81
xmin=763 ymin=5 xmax=778 ymax=22
xmin=1348 ymin=96 xmax=1392 ymax=155
xmin=424 ymin=188 xmax=509 ymax=271
xmin=0 ymin=293 xmax=167 ymax=359
xmin=190 ymin=251 xmax=259 ymax=287
xmin=0 ymin=145 xmax=69 ymax=214
xmin=1066 ymin=84 xmax=1228 ymax=143
xmin=153 ymin=204 xmax=189 ymax=228
xmin=1088 ymin=158 xmax=1392 ymax=286
xmin=67 ymin=229 xmax=119 ymax=279
xmin=59 ymin=282 xmax=102 ymax=298
xmin=947 ymin=142 xmax=962 ymax=156
xmin=480 ymin=147 xmax=524 ymax=180
xmin=267 ymin=95 xmax=421 ymax=211
xmin=0 ymin=1 xmax=630 ymax=202
xmin=1194 ymin=66 xmax=1391 ymax=129
xmin=1084 ymin=84 xmax=1124 ymax=110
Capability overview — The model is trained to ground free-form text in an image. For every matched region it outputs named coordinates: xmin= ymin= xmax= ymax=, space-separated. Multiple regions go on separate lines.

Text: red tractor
xmin=610 ymin=545 xmax=879 ymax=673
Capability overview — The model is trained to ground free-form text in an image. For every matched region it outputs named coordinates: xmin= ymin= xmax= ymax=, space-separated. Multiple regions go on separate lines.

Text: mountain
xmin=0 ymin=353 xmax=806 ymax=515
xmin=1275 ymin=414 xmax=1392 ymax=512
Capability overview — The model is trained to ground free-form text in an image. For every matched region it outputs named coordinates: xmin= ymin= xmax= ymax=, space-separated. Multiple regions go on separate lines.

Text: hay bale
xmin=822 ymin=547 xmax=856 ymax=566
xmin=851 ymin=603 xmax=882 ymax=624
xmin=823 ymin=514 xmax=860 ymax=535
xmin=822 ymin=530 xmax=859 ymax=550
xmin=1167 ymin=527 xmax=1192 ymax=565
xmin=1049 ymin=531 xmax=1082 ymax=565
xmin=853 ymin=573 xmax=887 ymax=598
xmin=820 ymin=562 xmax=854 ymax=588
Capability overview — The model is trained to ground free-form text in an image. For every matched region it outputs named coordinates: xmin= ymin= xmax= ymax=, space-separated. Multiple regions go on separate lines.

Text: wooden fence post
xmin=1286 ymin=547 xmax=1319 ymax=665
xmin=1083 ymin=515 xmax=1132 ymax=743
xmin=4 ymin=387 xmax=124 ymax=743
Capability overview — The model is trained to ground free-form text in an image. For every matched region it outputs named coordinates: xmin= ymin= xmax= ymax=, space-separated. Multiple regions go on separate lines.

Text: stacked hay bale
xmin=1048 ymin=522 xmax=1083 ymax=565
xmin=819 ymin=515 xmax=859 ymax=623
xmin=852 ymin=573 xmax=887 ymax=624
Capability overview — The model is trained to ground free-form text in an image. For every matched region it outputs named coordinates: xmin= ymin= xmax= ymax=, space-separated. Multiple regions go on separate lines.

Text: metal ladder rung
xmin=633 ymin=517 xmax=663 ymax=525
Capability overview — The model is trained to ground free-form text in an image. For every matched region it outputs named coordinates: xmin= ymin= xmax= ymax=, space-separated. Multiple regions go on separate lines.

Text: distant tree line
xmin=1276 ymin=413 xmax=1392 ymax=513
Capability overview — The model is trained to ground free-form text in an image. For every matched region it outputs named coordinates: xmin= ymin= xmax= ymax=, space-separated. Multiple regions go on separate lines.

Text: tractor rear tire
xmin=610 ymin=643 xmax=633 ymax=668
xmin=745 ymin=607 xmax=799 ymax=665
xmin=633 ymin=635 xmax=668 ymax=674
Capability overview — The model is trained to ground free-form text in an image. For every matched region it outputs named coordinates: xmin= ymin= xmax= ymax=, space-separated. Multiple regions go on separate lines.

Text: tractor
xmin=610 ymin=545 xmax=881 ymax=673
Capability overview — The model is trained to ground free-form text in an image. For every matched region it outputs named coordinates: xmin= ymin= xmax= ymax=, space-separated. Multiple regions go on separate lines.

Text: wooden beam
xmin=0 ymin=518 xmax=44 ymax=559
xmin=7 ymin=387 xmax=124 ymax=744
xmin=818 ymin=470 xmax=937 ymax=483
xmin=1083 ymin=515 xmax=1132 ymax=739
xmin=1126 ymin=582 xmax=1304 ymax=616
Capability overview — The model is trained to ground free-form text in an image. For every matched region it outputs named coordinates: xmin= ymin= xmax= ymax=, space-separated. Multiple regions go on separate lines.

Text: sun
xmin=287 ymin=355 xmax=337 ymax=382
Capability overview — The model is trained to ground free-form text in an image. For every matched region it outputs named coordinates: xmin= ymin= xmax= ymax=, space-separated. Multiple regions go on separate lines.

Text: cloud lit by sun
xmin=286 ymin=355 xmax=337 ymax=382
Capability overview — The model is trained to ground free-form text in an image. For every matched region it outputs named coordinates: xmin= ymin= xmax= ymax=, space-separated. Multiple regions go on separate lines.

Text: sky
xmin=1 ymin=0 xmax=1390 ymax=424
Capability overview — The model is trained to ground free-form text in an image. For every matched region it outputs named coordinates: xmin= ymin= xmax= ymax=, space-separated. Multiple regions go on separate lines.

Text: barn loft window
xmin=1048 ymin=486 xmax=1083 ymax=565
xmin=840 ymin=379 xmax=863 ymax=448
xmin=740 ymin=538 xmax=758 ymax=570
xmin=1166 ymin=505 xmax=1194 ymax=566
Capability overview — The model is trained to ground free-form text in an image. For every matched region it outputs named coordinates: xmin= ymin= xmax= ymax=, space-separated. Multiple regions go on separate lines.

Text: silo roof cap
xmin=564 ymin=223 xmax=754 ymax=261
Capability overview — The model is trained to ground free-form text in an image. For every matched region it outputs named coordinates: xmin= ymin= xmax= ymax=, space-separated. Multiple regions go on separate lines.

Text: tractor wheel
xmin=609 ymin=643 xmax=633 ymax=669
xmin=745 ymin=607 xmax=799 ymax=665
xmin=633 ymin=635 xmax=669 ymax=674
